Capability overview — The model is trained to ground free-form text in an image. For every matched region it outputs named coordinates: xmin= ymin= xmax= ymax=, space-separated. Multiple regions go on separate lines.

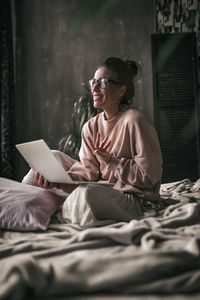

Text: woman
xmin=23 ymin=57 xmax=163 ymax=225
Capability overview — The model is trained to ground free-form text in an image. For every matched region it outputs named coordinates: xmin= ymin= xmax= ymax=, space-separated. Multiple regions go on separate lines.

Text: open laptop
xmin=16 ymin=139 xmax=113 ymax=186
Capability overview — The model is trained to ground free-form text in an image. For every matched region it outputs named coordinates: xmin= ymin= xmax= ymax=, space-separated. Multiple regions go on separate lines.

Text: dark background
xmin=12 ymin=0 xmax=155 ymax=180
xmin=10 ymin=0 xmax=200 ymax=183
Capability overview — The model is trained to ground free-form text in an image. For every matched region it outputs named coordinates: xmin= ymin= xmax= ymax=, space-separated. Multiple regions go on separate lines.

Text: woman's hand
xmin=88 ymin=132 xmax=112 ymax=163
xmin=34 ymin=172 xmax=78 ymax=193
xmin=35 ymin=172 xmax=56 ymax=189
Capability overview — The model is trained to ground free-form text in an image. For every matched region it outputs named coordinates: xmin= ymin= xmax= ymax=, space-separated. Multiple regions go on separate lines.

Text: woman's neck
xmin=103 ymin=105 xmax=121 ymax=120
xmin=104 ymin=109 xmax=120 ymax=120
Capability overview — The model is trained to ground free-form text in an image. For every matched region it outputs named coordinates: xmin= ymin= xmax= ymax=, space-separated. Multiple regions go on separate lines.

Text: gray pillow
xmin=0 ymin=177 xmax=64 ymax=231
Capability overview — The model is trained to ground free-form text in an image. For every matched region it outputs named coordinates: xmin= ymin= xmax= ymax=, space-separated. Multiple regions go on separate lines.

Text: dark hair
xmin=98 ymin=57 xmax=140 ymax=106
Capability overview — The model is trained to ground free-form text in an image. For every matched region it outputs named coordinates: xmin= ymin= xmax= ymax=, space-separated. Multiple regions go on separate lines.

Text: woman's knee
xmin=62 ymin=185 xmax=97 ymax=226
xmin=22 ymin=168 xmax=39 ymax=186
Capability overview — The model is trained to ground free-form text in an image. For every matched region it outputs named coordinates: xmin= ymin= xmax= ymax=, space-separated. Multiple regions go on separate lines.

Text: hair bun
xmin=124 ymin=59 xmax=140 ymax=78
xmin=99 ymin=56 xmax=140 ymax=105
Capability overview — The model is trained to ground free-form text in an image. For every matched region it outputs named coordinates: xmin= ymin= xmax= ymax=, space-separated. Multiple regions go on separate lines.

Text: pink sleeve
xmin=67 ymin=122 xmax=100 ymax=181
xmin=107 ymin=114 xmax=163 ymax=198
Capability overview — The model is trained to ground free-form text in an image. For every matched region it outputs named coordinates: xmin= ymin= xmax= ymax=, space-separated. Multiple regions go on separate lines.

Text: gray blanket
xmin=0 ymin=179 xmax=200 ymax=299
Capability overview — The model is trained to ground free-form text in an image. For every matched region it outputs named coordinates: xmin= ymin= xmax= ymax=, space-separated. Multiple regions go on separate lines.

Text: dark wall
xmin=13 ymin=0 xmax=155 ymax=180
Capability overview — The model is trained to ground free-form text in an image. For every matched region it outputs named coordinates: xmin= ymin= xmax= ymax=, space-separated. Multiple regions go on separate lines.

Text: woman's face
xmin=91 ymin=67 xmax=126 ymax=111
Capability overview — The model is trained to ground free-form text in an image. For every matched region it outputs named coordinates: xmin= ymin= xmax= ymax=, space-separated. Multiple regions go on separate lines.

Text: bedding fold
xmin=0 ymin=179 xmax=200 ymax=299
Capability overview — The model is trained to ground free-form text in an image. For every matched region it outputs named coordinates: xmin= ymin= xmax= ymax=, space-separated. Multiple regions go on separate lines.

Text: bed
xmin=0 ymin=177 xmax=200 ymax=300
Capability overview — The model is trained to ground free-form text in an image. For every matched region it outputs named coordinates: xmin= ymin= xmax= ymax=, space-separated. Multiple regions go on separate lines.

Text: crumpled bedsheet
xmin=0 ymin=179 xmax=200 ymax=299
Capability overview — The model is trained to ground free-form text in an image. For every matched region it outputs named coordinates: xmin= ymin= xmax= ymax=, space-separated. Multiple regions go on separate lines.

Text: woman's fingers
xmin=43 ymin=179 xmax=50 ymax=189
xmin=35 ymin=172 xmax=39 ymax=181
xmin=35 ymin=172 xmax=44 ymax=185
xmin=87 ymin=136 xmax=95 ymax=151
xmin=100 ymin=135 xmax=108 ymax=148
xmin=38 ymin=174 xmax=45 ymax=187
xmin=94 ymin=149 xmax=112 ymax=163
xmin=99 ymin=136 xmax=111 ymax=151
xmin=102 ymin=140 xmax=111 ymax=151
xmin=35 ymin=173 xmax=49 ymax=188
xmin=88 ymin=133 xmax=111 ymax=153
xmin=35 ymin=172 xmax=56 ymax=189
xmin=95 ymin=132 xmax=101 ymax=149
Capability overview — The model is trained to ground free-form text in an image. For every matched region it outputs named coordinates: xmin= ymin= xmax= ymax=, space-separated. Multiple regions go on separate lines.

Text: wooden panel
xmin=158 ymin=107 xmax=199 ymax=182
xmin=152 ymin=33 xmax=200 ymax=183
xmin=154 ymin=33 xmax=196 ymax=107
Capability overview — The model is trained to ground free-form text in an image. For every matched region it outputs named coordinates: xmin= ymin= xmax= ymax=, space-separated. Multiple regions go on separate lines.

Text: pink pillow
xmin=0 ymin=177 xmax=64 ymax=231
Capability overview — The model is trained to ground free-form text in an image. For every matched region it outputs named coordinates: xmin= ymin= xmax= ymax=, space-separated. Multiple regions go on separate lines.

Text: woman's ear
xmin=119 ymin=85 xmax=127 ymax=98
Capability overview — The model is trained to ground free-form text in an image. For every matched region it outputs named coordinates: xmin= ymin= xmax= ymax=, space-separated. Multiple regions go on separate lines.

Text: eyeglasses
xmin=89 ymin=77 xmax=120 ymax=90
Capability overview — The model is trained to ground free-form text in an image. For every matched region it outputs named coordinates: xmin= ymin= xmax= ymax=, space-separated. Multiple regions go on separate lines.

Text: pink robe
xmin=68 ymin=108 xmax=163 ymax=201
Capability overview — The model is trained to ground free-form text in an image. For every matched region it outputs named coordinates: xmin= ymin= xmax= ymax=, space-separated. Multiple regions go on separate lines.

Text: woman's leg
xmin=85 ymin=184 xmax=144 ymax=221
xmin=62 ymin=185 xmax=98 ymax=226
xmin=62 ymin=184 xmax=144 ymax=226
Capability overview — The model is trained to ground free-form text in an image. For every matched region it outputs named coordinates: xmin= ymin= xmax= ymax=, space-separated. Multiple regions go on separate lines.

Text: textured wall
xmin=156 ymin=0 xmax=199 ymax=54
xmin=13 ymin=0 xmax=155 ymax=180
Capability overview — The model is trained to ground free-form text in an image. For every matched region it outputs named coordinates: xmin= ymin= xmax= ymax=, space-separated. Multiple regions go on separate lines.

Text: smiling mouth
xmin=93 ymin=95 xmax=102 ymax=101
